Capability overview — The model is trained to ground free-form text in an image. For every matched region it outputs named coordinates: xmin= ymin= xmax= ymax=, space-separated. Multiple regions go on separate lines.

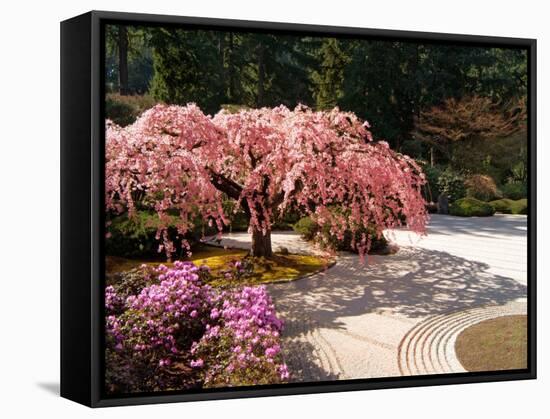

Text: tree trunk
xmin=118 ymin=26 xmax=129 ymax=95
xmin=251 ymin=228 xmax=272 ymax=258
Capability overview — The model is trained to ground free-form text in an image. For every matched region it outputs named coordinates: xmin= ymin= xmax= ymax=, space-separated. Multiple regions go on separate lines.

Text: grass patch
xmin=106 ymin=245 xmax=331 ymax=286
xmin=455 ymin=315 xmax=527 ymax=372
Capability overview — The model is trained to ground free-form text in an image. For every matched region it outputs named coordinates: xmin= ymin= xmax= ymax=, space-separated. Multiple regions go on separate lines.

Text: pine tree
xmin=311 ymin=38 xmax=350 ymax=110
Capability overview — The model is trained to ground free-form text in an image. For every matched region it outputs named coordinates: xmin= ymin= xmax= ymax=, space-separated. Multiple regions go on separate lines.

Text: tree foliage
xmin=106 ymin=104 xmax=427 ymax=259
xmin=105 ymin=25 xmax=153 ymax=94
xmin=413 ymin=95 xmax=526 ymax=170
xmin=414 ymin=96 xmax=526 ymax=146
xmin=311 ymin=38 xmax=349 ymax=109
xmin=105 ymin=23 xmax=527 ymax=155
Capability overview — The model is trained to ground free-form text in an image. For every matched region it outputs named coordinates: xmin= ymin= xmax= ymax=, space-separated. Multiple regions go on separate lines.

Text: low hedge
xmin=449 ymin=197 xmax=495 ymax=217
xmin=500 ymin=183 xmax=527 ymax=200
xmin=489 ymin=198 xmax=528 ymax=215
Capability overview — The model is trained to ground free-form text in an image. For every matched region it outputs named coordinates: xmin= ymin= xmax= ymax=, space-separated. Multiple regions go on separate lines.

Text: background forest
xmin=105 ymin=24 xmax=528 ymax=217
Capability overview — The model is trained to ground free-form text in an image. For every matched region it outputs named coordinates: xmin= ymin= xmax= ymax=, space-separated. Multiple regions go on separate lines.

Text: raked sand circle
xmin=398 ymin=300 xmax=527 ymax=376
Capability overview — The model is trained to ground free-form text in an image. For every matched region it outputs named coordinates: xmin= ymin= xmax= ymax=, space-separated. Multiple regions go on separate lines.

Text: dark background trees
xmin=105 ymin=24 xmax=528 ymax=202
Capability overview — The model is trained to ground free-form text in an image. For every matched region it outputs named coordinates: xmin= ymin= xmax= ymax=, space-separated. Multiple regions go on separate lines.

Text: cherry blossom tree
xmin=106 ymin=103 xmax=427 ymax=259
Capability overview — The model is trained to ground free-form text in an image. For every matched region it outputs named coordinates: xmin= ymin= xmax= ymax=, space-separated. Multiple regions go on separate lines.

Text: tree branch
xmin=207 ymin=169 xmax=251 ymax=217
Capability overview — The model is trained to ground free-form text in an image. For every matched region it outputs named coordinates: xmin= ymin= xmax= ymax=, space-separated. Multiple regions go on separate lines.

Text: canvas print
xmin=103 ymin=22 xmax=529 ymax=395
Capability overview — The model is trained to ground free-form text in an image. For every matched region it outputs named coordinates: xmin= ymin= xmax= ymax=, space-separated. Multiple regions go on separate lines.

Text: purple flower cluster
xmin=219 ymin=258 xmax=254 ymax=282
xmin=191 ymin=285 xmax=289 ymax=386
xmin=105 ymin=261 xmax=288 ymax=393
xmin=105 ymin=285 xmax=124 ymax=314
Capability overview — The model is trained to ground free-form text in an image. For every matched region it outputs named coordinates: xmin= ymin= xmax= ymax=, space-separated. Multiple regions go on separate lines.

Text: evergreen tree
xmin=105 ymin=24 xmax=153 ymax=95
xmin=311 ymin=38 xmax=350 ymax=110
xmin=149 ymin=28 xmax=226 ymax=114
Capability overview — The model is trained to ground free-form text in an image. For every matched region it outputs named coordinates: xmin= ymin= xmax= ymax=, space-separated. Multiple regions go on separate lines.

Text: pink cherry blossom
xmin=106 ymin=104 xmax=427 ymax=259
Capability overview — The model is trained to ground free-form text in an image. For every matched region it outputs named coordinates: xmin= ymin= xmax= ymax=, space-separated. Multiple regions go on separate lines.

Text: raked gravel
xmin=218 ymin=214 xmax=528 ymax=381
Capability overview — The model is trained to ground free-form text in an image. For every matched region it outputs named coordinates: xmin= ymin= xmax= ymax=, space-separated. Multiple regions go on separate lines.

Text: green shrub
xmin=293 ymin=216 xmax=318 ymax=241
xmin=106 ymin=211 xmax=214 ymax=258
xmin=449 ymin=197 xmax=495 ymax=217
xmin=223 ymin=210 xmax=249 ymax=232
xmin=324 ymin=225 xmax=388 ymax=254
xmin=437 ymin=168 xmax=466 ymax=202
xmin=106 ymin=211 xmax=177 ymax=258
xmin=220 ymin=200 xmax=250 ymax=232
xmin=518 ymin=199 xmax=529 ymax=215
xmin=422 ymin=165 xmax=442 ymax=202
xmin=219 ymin=201 xmax=301 ymax=233
xmin=106 ymin=266 xmax=158 ymax=298
xmin=272 ymin=210 xmax=301 ymax=231
xmin=489 ymin=198 xmax=528 ymax=215
xmin=449 ymin=132 xmax=527 ymax=187
xmin=293 ymin=216 xmax=388 ymax=254
xmin=465 ymin=174 xmax=500 ymax=201
xmin=489 ymin=199 xmax=513 ymax=214
xmin=106 ymin=94 xmax=157 ymax=126
xmin=500 ymin=182 xmax=527 ymax=200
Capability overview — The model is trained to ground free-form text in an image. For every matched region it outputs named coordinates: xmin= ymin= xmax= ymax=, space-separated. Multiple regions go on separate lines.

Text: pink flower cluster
xmin=106 ymin=104 xmax=427 ymax=259
xmin=106 ymin=262 xmax=212 ymax=367
xmin=190 ymin=285 xmax=289 ymax=386
xmin=105 ymin=285 xmax=124 ymax=314
xmin=105 ymin=261 xmax=288 ymax=392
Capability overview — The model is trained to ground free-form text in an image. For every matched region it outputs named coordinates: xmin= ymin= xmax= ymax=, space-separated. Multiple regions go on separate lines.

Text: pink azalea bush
xmin=105 ymin=261 xmax=287 ymax=393
xmin=190 ymin=286 xmax=289 ymax=387
xmin=106 ymin=104 xmax=427 ymax=259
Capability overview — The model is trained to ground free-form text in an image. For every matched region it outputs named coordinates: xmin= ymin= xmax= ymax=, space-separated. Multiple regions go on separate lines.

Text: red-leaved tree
xmin=106 ymin=104 xmax=427 ymax=258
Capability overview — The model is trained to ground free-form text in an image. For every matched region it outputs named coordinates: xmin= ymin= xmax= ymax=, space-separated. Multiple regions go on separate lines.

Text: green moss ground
xmin=106 ymin=245 xmax=332 ymax=286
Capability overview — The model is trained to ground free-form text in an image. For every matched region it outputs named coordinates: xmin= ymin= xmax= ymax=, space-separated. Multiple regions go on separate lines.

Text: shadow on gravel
xmin=268 ymin=247 xmax=527 ymax=337
xmin=281 ymin=336 xmax=340 ymax=383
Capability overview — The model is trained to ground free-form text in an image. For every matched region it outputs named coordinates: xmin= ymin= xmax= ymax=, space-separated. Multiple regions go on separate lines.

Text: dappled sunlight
xmin=268 ymin=246 xmax=527 ymax=337
xmin=388 ymin=214 xmax=527 ymax=284
xmin=281 ymin=339 xmax=341 ymax=383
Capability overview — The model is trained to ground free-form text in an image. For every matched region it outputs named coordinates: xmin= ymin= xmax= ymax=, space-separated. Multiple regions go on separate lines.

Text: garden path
xmin=218 ymin=214 xmax=528 ymax=381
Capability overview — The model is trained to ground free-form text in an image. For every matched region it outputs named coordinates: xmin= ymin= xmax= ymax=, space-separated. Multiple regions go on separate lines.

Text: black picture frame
xmin=61 ymin=10 xmax=537 ymax=408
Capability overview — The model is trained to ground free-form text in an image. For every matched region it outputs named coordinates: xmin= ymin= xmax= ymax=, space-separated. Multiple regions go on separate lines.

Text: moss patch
xmin=206 ymin=254 xmax=332 ymax=287
xmin=106 ymin=245 xmax=331 ymax=286
xmin=106 ymin=246 xmax=247 ymax=274
xmin=455 ymin=315 xmax=527 ymax=372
